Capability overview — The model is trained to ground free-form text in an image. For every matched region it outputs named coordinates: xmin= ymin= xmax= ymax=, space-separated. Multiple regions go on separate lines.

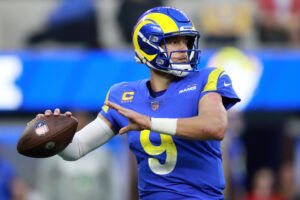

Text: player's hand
xmin=36 ymin=108 xmax=72 ymax=118
xmin=105 ymin=101 xmax=151 ymax=134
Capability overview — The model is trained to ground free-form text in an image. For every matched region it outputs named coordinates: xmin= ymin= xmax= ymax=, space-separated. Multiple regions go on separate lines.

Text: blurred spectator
xmin=199 ymin=0 xmax=253 ymax=46
xmin=256 ymin=0 xmax=300 ymax=45
xmin=284 ymin=117 xmax=300 ymax=198
xmin=0 ymin=155 xmax=16 ymax=200
xmin=246 ymin=168 xmax=284 ymax=200
xmin=278 ymin=161 xmax=297 ymax=200
xmin=10 ymin=178 xmax=32 ymax=200
xmin=288 ymin=0 xmax=300 ymax=45
xmin=27 ymin=0 xmax=102 ymax=49
xmin=35 ymin=112 xmax=117 ymax=200
xmin=0 ymin=143 xmax=32 ymax=200
xmin=222 ymin=111 xmax=247 ymax=200
xmin=117 ymin=0 xmax=162 ymax=45
xmin=36 ymin=148 xmax=113 ymax=200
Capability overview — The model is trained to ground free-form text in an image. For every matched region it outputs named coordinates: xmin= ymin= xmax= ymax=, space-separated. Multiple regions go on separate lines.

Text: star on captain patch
xmin=151 ymin=101 xmax=159 ymax=111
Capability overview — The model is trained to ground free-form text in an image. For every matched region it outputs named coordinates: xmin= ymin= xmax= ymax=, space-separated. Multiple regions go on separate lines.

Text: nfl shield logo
xmin=34 ymin=121 xmax=49 ymax=136
xmin=151 ymin=101 xmax=159 ymax=111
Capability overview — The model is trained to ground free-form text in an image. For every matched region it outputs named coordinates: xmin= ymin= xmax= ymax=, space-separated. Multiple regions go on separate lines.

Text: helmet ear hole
xmin=149 ymin=35 xmax=159 ymax=43
xmin=156 ymin=58 xmax=165 ymax=66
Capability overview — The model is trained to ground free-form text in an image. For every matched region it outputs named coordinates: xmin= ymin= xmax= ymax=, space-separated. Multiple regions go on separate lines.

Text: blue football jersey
xmin=100 ymin=67 xmax=240 ymax=200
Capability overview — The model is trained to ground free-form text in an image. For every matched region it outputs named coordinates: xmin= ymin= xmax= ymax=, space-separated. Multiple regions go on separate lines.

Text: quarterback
xmin=43 ymin=7 xmax=240 ymax=200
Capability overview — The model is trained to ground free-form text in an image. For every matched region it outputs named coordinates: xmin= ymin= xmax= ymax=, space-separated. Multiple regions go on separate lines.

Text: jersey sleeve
xmin=199 ymin=67 xmax=241 ymax=110
xmin=99 ymin=85 xmax=122 ymax=132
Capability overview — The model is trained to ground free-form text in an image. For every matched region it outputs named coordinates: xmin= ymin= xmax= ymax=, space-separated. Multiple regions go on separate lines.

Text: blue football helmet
xmin=132 ymin=7 xmax=201 ymax=77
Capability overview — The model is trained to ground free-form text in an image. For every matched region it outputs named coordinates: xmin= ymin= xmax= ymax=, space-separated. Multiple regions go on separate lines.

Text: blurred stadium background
xmin=0 ymin=0 xmax=299 ymax=199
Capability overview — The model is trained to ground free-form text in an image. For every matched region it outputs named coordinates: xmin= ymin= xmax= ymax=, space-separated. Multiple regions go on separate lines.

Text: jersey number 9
xmin=140 ymin=130 xmax=177 ymax=175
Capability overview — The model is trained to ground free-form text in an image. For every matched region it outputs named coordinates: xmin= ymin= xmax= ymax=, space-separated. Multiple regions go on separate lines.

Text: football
xmin=17 ymin=115 xmax=78 ymax=158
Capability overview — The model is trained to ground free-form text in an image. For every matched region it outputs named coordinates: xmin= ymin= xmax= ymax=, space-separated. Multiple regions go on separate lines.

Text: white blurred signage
xmin=0 ymin=56 xmax=23 ymax=110
xmin=206 ymin=47 xmax=263 ymax=111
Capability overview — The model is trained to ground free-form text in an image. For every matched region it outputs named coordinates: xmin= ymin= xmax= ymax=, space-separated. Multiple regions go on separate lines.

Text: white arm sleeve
xmin=58 ymin=116 xmax=115 ymax=161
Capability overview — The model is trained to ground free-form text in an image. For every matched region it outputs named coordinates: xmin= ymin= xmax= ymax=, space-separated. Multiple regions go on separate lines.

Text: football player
xmin=43 ymin=7 xmax=240 ymax=200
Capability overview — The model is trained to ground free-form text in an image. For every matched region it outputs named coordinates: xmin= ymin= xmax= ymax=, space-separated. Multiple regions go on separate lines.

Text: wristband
xmin=150 ymin=118 xmax=178 ymax=136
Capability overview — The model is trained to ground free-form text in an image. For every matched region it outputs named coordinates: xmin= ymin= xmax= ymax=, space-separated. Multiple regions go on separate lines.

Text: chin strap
xmin=169 ymin=63 xmax=191 ymax=77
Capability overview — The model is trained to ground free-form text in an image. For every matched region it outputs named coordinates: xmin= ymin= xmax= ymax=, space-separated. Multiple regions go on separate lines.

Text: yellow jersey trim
xmin=202 ymin=68 xmax=224 ymax=93
xmin=101 ymin=88 xmax=111 ymax=113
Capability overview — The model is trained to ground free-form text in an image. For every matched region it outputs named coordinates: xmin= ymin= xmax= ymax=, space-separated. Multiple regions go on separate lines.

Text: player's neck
xmin=150 ymin=69 xmax=174 ymax=92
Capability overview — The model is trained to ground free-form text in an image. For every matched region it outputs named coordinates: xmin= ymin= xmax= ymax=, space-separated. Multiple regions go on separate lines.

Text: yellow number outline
xmin=140 ymin=130 xmax=177 ymax=175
